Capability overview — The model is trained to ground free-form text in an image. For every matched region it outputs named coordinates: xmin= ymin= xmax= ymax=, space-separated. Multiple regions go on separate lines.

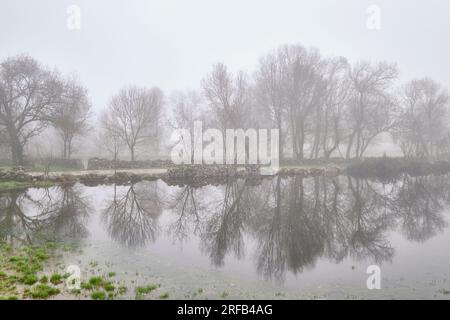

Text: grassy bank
xmin=0 ymin=241 xmax=131 ymax=300
xmin=0 ymin=180 xmax=56 ymax=192
xmin=346 ymin=158 xmax=450 ymax=179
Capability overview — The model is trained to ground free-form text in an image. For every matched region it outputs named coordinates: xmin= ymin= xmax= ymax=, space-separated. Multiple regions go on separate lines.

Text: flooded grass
xmin=0 ymin=241 xmax=132 ymax=300
xmin=0 ymin=241 xmax=60 ymax=299
xmin=29 ymin=284 xmax=60 ymax=299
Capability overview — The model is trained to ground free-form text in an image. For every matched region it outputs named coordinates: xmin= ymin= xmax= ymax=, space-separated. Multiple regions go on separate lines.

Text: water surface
xmin=1 ymin=174 xmax=450 ymax=299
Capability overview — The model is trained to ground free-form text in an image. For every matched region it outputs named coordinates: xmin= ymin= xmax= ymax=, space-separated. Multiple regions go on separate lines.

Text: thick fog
xmin=1 ymin=0 xmax=449 ymax=161
xmin=2 ymin=0 xmax=449 ymax=110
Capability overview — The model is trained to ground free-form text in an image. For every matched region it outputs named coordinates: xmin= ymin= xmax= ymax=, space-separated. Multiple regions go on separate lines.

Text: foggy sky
xmin=1 ymin=0 xmax=449 ymax=114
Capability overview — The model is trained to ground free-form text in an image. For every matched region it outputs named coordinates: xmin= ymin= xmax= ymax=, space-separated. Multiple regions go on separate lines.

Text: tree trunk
xmin=7 ymin=125 xmax=24 ymax=166
xmin=277 ymin=118 xmax=283 ymax=163
xmin=11 ymin=142 xmax=24 ymax=166
xmin=63 ymin=139 xmax=67 ymax=159
xmin=297 ymin=124 xmax=305 ymax=160
xmin=346 ymin=131 xmax=356 ymax=159
xmin=67 ymin=137 xmax=73 ymax=159
xmin=289 ymin=111 xmax=299 ymax=160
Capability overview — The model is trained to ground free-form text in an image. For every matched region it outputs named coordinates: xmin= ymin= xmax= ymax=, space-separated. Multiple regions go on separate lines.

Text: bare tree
xmin=0 ymin=55 xmax=63 ymax=165
xmin=202 ymin=63 xmax=250 ymax=131
xmin=103 ymin=86 xmax=163 ymax=161
xmin=281 ymin=45 xmax=326 ymax=160
xmin=255 ymin=49 xmax=287 ymax=161
xmin=255 ymin=46 xmax=351 ymax=160
xmin=97 ymin=110 xmax=125 ymax=175
xmin=319 ymin=57 xmax=351 ymax=159
xmin=29 ymin=135 xmax=56 ymax=177
xmin=50 ymin=76 xmax=91 ymax=159
xmin=393 ymin=78 xmax=450 ymax=158
xmin=169 ymin=90 xmax=205 ymax=162
xmin=345 ymin=61 xmax=398 ymax=158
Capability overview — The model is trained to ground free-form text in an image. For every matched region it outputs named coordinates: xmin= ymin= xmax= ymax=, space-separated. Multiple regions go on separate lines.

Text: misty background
xmin=1 ymin=0 xmax=450 ymax=160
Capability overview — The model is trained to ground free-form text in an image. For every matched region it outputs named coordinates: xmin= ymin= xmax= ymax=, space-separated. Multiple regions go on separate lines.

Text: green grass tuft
xmin=30 ymin=285 xmax=60 ymax=299
xmin=22 ymin=273 xmax=38 ymax=285
xmin=81 ymin=282 xmax=94 ymax=290
xmin=89 ymin=276 xmax=104 ymax=287
xmin=103 ymin=282 xmax=115 ymax=292
xmin=159 ymin=292 xmax=169 ymax=299
xmin=91 ymin=290 xmax=106 ymax=300
xmin=50 ymin=273 xmax=62 ymax=285
xmin=136 ymin=284 xmax=158 ymax=295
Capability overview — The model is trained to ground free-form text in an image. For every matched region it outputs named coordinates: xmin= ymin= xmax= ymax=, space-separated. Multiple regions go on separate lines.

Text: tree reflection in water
xmin=199 ymin=179 xmax=251 ymax=267
xmin=390 ymin=176 xmax=449 ymax=242
xmin=0 ymin=185 xmax=90 ymax=245
xmin=0 ymin=174 xmax=449 ymax=282
xmin=102 ymin=182 xmax=162 ymax=248
xmin=167 ymin=184 xmax=202 ymax=243
xmin=168 ymin=174 xmax=450 ymax=282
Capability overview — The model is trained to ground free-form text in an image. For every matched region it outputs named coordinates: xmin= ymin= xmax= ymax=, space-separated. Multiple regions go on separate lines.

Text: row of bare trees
xmin=181 ymin=44 xmax=449 ymax=161
xmin=0 ymin=55 xmax=164 ymax=165
xmin=2 ymin=43 xmax=449 ymax=165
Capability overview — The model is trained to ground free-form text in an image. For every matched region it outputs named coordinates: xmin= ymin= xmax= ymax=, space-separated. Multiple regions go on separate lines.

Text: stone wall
xmin=0 ymin=157 xmax=83 ymax=170
xmin=33 ymin=158 xmax=84 ymax=170
xmin=87 ymin=158 xmax=174 ymax=170
xmin=0 ymin=167 xmax=32 ymax=182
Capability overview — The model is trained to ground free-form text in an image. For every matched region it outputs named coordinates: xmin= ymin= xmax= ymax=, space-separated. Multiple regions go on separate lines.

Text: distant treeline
xmin=1 ymin=43 xmax=449 ymax=166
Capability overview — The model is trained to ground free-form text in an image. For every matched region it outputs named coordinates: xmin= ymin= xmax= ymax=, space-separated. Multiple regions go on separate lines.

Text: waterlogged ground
xmin=1 ymin=174 xmax=450 ymax=299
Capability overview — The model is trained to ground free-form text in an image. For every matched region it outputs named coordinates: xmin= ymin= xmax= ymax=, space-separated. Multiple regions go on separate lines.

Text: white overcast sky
xmin=1 ymin=0 xmax=449 ymax=113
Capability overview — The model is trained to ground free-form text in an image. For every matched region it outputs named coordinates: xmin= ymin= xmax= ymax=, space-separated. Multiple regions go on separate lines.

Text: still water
xmin=1 ymin=174 xmax=450 ymax=299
